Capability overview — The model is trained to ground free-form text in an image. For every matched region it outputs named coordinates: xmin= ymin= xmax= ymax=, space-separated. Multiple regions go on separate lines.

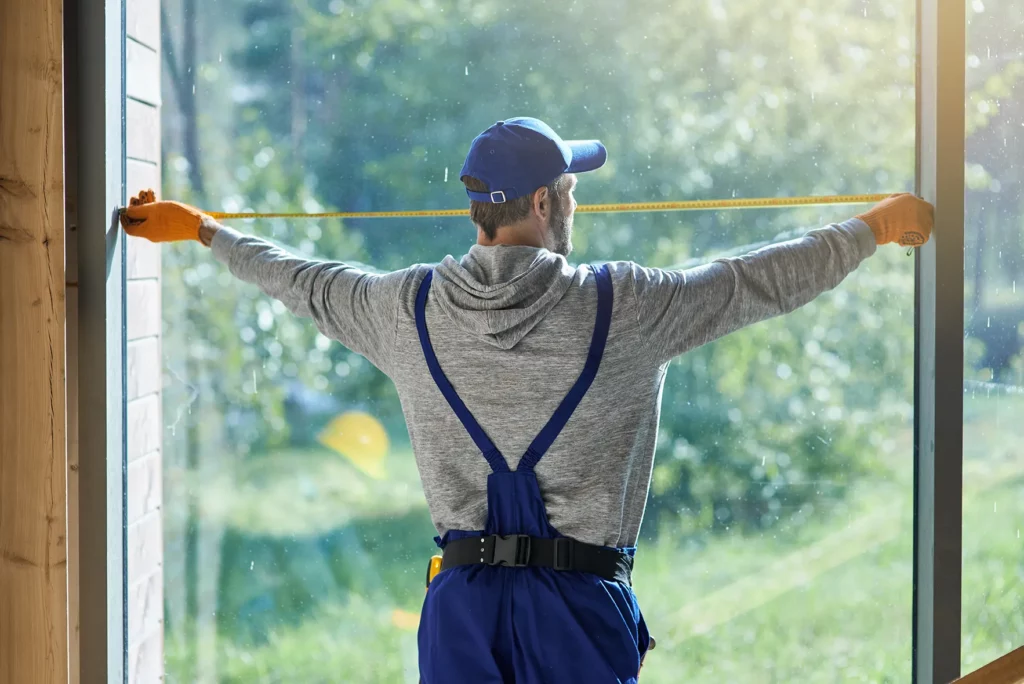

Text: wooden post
xmin=0 ymin=0 xmax=70 ymax=682
xmin=956 ymin=646 xmax=1024 ymax=684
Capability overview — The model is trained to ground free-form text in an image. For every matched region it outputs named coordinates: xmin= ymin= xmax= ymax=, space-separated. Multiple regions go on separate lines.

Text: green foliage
xmin=157 ymin=0 xmax=1024 ymax=680
xmin=646 ymin=250 xmax=913 ymax=534
xmin=166 ymin=0 xmax=922 ymax=532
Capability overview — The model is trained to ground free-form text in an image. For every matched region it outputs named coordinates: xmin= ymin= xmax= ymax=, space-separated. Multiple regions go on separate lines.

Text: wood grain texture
xmin=0 ymin=0 xmax=69 ymax=682
xmin=957 ymin=646 xmax=1024 ymax=684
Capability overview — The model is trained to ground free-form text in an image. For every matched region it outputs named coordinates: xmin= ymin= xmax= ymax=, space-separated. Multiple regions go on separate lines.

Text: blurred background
xmin=153 ymin=0 xmax=1023 ymax=681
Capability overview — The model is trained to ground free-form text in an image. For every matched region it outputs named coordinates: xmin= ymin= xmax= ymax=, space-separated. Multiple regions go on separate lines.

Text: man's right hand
xmin=120 ymin=189 xmax=207 ymax=243
xmin=856 ymin=193 xmax=935 ymax=247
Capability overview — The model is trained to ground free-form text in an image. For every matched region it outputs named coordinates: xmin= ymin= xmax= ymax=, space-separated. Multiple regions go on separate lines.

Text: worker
xmin=121 ymin=116 xmax=934 ymax=683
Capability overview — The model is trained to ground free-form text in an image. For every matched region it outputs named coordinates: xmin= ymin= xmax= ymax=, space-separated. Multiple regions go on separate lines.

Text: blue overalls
xmin=415 ymin=264 xmax=652 ymax=684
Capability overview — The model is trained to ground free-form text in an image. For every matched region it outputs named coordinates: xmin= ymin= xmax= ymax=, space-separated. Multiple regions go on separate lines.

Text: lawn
xmin=164 ymin=395 xmax=1024 ymax=683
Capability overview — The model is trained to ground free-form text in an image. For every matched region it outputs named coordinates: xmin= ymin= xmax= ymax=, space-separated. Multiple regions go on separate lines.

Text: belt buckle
xmin=491 ymin=534 xmax=531 ymax=568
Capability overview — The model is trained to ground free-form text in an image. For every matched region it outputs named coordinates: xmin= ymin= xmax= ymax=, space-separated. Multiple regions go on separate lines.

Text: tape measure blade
xmin=206 ymin=194 xmax=888 ymax=220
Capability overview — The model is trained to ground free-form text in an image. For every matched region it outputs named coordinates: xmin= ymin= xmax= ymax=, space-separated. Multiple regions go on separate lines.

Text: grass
xmin=632 ymin=468 xmax=914 ymax=683
xmin=192 ymin=445 xmax=427 ymax=536
xmin=961 ymin=391 xmax=1024 ymax=674
xmin=164 ymin=395 xmax=1024 ymax=682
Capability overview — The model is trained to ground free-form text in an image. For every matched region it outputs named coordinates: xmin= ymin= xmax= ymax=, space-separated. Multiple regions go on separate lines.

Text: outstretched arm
xmin=120 ymin=190 xmax=408 ymax=372
xmin=632 ymin=193 xmax=933 ymax=365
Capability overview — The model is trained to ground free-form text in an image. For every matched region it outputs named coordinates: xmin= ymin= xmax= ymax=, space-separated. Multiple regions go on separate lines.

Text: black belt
xmin=441 ymin=534 xmax=633 ymax=585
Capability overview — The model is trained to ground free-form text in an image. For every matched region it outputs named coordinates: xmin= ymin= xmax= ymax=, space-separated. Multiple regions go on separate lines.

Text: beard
xmin=548 ymin=199 xmax=574 ymax=257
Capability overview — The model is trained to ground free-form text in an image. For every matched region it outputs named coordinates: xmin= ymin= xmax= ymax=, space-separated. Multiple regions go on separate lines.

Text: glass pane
xmin=962 ymin=2 xmax=1024 ymax=673
xmin=156 ymin=1 xmax=916 ymax=681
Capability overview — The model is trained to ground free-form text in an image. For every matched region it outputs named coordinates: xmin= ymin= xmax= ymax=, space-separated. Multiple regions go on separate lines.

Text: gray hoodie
xmin=211 ymin=218 xmax=876 ymax=548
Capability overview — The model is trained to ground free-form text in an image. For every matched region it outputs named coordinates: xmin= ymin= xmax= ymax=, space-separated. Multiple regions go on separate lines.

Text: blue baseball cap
xmin=460 ymin=117 xmax=607 ymax=204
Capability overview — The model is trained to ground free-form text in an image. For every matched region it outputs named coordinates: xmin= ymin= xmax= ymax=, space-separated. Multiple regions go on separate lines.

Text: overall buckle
xmin=491 ymin=534 xmax=532 ymax=568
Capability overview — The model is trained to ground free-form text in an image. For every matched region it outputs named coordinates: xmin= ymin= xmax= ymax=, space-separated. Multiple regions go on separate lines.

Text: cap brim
xmin=565 ymin=140 xmax=607 ymax=174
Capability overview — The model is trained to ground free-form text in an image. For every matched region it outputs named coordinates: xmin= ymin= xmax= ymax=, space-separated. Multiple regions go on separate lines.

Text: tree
xmin=156 ymin=0 xmax=1023 ymax=679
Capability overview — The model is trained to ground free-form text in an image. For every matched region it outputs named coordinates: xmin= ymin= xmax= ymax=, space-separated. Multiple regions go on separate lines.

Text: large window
xmin=67 ymin=0 xmax=1009 ymax=682
xmin=961 ymin=1 xmax=1024 ymax=673
xmin=155 ymin=1 xmax=921 ymax=682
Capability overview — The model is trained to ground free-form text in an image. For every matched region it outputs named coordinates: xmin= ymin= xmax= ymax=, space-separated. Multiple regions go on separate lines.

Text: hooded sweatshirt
xmin=211 ymin=218 xmax=876 ymax=548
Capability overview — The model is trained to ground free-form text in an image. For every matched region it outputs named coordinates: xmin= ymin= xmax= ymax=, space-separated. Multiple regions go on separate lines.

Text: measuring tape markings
xmin=207 ymin=193 xmax=893 ymax=221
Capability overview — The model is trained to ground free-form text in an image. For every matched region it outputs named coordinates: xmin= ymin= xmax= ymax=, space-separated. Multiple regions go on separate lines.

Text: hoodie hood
xmin=431 ymin=244 xmax=577 ymax=350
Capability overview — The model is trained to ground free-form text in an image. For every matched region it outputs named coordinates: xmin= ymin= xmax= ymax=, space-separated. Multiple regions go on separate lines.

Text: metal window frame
xmin=913 ymin=0 xmax=966 ymax=682
xmin=64 ymin=0 xmax=974 ymax=681
xmin=68 ymin=0 xmax=128 ymax=681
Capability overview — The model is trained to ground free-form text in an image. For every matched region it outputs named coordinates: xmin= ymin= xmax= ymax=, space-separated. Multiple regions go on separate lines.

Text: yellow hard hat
xmin=317 ymin=411 xmax=389 ymax=479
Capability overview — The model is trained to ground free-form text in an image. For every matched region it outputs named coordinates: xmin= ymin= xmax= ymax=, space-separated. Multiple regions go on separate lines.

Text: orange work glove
xmin=120 ymin=189 xmax=206 ymax=243
xmin=855 ymin=193 xmax=934 ymax=247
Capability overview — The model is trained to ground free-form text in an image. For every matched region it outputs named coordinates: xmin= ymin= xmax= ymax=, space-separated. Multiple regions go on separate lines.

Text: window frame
xmin=913 ymin=0 xmax=967 ymax=682
xmin=69 ymin=0 xmax=1019 ymax=682
xmin=69 ymin=0 xmax=129 ymax=681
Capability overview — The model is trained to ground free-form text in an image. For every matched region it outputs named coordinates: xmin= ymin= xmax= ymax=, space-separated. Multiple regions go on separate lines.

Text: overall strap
xmin=415 ymin=270 xmax=510 ymax=473
xmin=518 ymin=264 xmax=613 ymax=472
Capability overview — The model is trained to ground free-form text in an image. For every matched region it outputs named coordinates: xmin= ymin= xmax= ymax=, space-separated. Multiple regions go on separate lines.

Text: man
xmin=122 ymin=117 xmax=933 ymax=683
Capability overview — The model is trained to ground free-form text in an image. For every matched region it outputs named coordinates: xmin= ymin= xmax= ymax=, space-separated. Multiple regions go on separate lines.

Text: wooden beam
xmin=956 ymin=646 xmax=1024 ymax=684
xmin=0 ymin=0 xmax=69 ymax=682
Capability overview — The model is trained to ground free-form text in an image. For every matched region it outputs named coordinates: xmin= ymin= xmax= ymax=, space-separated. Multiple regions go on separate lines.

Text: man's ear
xmin=532 ymin=186 xmax=550 ymax=222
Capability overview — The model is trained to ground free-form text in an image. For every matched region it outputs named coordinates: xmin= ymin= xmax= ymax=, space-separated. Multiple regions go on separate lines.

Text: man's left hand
xmin=855 ymin=193 xmax=934 ymax=247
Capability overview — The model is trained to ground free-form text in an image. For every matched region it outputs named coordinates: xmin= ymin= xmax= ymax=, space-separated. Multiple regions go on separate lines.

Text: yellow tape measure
xmin=425 ymin=555 xmax=443 ymax=592
xmin=207 ymin=193 xmax=891 ymax=221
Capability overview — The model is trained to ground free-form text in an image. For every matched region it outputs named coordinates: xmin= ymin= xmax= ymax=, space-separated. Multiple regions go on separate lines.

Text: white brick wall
xmin=125 ymin=0 xmax=163 ymax=679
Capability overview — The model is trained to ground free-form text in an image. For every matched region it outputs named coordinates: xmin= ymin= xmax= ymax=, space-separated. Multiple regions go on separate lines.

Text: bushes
xmin=645 ymin=249 xmax=913 ymax=534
